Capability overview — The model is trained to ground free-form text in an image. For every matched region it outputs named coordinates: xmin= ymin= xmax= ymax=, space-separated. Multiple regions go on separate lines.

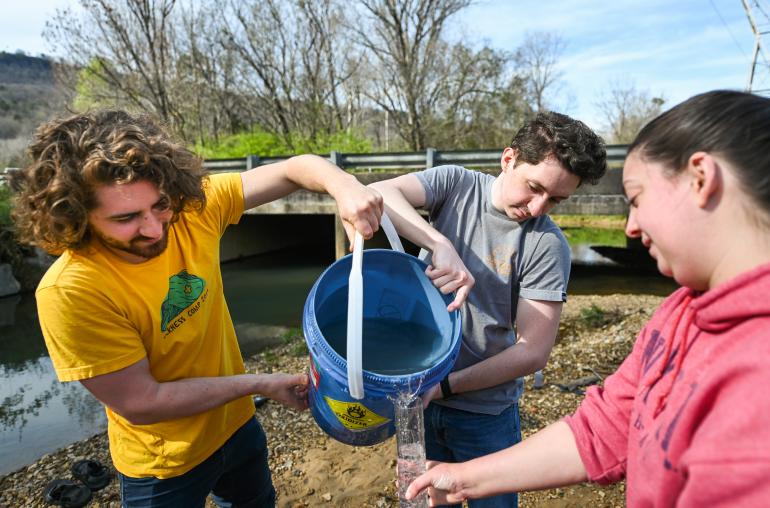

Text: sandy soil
xmin=0 ymin=293 xmax=665 ymax=507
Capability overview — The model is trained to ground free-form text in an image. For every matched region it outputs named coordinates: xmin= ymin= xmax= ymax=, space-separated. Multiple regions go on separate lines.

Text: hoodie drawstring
xmin=645 ymin=295 xmax=695 ymax=418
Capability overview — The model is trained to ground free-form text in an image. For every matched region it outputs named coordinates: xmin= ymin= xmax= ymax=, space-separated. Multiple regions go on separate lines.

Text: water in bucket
xmin=319 ymin=318 xmax=445 ymax=376
xmin=303 ymin=223 xmax=462 ymax=446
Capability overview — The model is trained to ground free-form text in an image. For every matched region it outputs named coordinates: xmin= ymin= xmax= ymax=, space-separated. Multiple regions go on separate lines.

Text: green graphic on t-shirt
xmin=160 ymin=270 xmax=206 ymax=332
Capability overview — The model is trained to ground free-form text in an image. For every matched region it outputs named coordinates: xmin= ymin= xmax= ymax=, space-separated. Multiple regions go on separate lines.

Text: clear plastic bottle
xmin=394 ymin=393 xmax=428 ymax=508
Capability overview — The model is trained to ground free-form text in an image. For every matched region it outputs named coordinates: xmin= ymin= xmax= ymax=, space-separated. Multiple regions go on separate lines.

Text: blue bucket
xmin=303 ymin=249 xmax=462 ymax=446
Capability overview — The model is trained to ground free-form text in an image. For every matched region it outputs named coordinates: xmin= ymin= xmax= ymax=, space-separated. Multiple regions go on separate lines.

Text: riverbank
xmin=0 ymin=293 xmax=666 ymax=507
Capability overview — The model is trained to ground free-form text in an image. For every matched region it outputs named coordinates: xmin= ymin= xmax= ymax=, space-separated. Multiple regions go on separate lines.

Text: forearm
xmin=241 ymin=154 xmax=359 ymax=210
xmin=126 ymin=373 xmax=266 ymax=424
xmin=449 ymin=341 xmax=547 ymax=395
xmin=90 ymin=369 xmax=307 ymax=426
xmin=282 ymin=154 xmax=359 ymax=198
xmin=241 ymin=154 xmax=381 ymax=239
xmin=369 ymin=181 xmax=448 ymax=252
xmin=454 ymin=421 xmax=587 ymax=497
xmin=445 ymin=299 xmax=561 ymax=395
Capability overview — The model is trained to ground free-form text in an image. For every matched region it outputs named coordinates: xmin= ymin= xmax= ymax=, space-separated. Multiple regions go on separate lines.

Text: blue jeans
xmin=424 ymin=403 xmax=521 ymax=508
xmin=118 ymin=417 xmax=274 ymax=508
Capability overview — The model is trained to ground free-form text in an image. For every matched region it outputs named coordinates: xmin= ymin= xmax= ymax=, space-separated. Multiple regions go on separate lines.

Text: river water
xmin=0 ymin=247 xmax=676 ymax=476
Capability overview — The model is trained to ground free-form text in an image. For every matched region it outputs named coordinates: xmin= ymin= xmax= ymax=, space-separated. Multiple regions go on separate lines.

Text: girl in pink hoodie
xmin=405 ymin=90 xmax=770 ymax=507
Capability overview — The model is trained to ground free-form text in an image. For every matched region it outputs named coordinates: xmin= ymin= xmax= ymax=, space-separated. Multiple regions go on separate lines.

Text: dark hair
xmin=628 ymin=91 xmax=770 ymax=219
xmin=510 ymin=111 xmax=607 ymax=185
xmin=11 ymin=109 xmax=207 ymax=253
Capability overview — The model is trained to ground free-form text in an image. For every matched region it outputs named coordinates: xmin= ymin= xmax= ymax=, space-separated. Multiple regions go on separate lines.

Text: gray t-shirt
xmin=415 ymin=165 xmax=571 ymax=415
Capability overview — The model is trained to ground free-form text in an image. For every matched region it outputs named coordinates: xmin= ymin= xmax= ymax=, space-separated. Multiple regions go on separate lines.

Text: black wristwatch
xmin=440 ymin=374 xmax=454 ymax=399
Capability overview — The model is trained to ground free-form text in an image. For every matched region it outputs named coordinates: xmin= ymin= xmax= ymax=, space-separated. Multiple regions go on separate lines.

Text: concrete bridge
xmin=219 ymin=168 xmax=627 ymax=263
xmin=3 ymin=148 xmax=629 ymax=263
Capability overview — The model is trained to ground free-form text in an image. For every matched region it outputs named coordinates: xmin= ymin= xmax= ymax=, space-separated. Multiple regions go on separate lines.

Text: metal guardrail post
xmin=1 ymin=168 xmax=19 ymax=188
xmin=605 ymin=146 xmax=628 ymax=164
xmin=246 ymin=154 xmax=260 ymax=169
xmin=329 ymin=151 xmax=342 ymax=168
xmin=426 ymin=148 xmax=436 ymax=169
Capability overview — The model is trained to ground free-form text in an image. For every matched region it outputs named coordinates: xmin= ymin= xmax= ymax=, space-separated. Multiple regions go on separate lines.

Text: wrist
xmin=426 ymin=234 xmax=452 ymax=254
xmin=325 ymin=171 xmax=357 ymax=199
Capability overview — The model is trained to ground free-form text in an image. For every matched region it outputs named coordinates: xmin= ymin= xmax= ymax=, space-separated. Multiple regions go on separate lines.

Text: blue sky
xmin=453 ymin=0 xmax=757 ymax=129
xmin=0 ymin=0 xmax=758 ymax=131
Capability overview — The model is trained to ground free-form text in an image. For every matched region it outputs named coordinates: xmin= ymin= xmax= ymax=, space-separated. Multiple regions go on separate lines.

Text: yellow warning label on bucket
xmin=324 ymin=397 xmax=390 ymax=431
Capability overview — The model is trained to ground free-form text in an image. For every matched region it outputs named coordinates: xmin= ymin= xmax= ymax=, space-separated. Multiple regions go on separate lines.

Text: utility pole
xmin=742 ymin=0 xmax=770 ymax=94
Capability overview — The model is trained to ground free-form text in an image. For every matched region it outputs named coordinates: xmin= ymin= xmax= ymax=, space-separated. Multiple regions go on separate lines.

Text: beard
xmin=93 ymin=223 xmax=170 ymax=261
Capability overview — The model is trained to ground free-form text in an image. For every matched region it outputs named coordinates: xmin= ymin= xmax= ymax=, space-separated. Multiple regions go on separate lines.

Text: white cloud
xmin=451 ymin=0 xmax=756 ymax=129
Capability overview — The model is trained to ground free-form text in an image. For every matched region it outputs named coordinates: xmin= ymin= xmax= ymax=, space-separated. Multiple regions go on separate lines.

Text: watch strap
xmin=440 ymin=375 xmax=453 ymax=399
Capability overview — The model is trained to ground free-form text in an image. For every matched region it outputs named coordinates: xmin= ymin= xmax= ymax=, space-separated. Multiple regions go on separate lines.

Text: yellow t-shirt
xmin=36 ymin=172 xmax=255 ymax=479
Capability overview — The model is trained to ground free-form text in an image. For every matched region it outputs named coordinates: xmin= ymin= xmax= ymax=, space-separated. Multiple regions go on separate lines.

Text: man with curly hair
xmin=370 ymin=111 xmax=607 ymax=508
xmin=12 ymin=109 xmax=383 ymax=507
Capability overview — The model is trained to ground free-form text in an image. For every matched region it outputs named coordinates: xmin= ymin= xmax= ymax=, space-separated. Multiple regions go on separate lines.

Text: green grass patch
xmin=551 ymin=214 xmax=627 ymax=229
xmin=194 ymin=128 xmax=372 ymax=159
xmin=261 ymin=350 xmax=278 ymax=367
xmin=0 ymin=184 xmax=25 ymax=266
xmin=281 ymin=327 xmax=303 ymax=344
xmin=280 ymin=327 xmax=308 ymax=357
xmin=290 ymin=341 xmax=308 ymax=357
xmin=579 ymin=304 xmax=620 ymax=328
xmin=560 ymin=227 xmax=627 ymax=247
xmin=0 ymin=184 xmax=12 ymax=227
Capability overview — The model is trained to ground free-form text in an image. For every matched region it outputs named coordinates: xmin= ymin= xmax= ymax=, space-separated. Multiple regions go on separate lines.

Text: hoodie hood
xmin=644 ymin=261 xmax=770 ymax=418
xmin=692 ymin=262 xmax=770 ymax=333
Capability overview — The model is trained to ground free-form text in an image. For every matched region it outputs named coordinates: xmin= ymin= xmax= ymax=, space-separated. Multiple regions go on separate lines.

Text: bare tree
xmin=45 ymin=0 xmax=188 ymax=134
xmin=515 ymin=32 xmax=566 ymax=112
xmin=222 ymin=0 xmax=361 ymax=150
xmin=596 ymin=80 xmax=665 ymax=143
xmin=426 ymin=44 xmax=531 ymax=149
xmin=352 ymin=0 xmax=473 ymax=150
xmin=175 ymin=2 xmax=248 ymax=144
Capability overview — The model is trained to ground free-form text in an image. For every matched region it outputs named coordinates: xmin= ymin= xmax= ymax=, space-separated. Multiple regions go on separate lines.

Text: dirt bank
xmin=0 ymin=293 xmax=665 ymax=507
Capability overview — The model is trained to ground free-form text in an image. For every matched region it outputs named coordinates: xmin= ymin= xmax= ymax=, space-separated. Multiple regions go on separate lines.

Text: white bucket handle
xmin=346 ymin=212 xmax=403 ymax=399
xmin=380 ymin=212 xmax=404 ymax=254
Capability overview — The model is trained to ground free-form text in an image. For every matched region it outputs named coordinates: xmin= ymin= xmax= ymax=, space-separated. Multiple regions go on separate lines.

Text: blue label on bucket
xmin=324 ymin=396 xmax=390 ymax=431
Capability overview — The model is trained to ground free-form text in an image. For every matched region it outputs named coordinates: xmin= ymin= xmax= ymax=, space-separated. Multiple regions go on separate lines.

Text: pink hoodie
xmin=566 ymin=263 xmax=770 ymax=507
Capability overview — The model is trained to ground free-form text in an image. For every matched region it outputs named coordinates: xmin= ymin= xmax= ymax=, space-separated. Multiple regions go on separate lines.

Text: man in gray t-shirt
xmin=371 ymin=111 xmax=607 ymax=508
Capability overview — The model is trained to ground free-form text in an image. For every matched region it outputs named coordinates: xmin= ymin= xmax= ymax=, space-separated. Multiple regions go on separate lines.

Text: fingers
xmin=294 ymin=373 xmax=309 ymax=386
xmin=447 ymin=285 xmax=470 ymax=312
xmin=405 ymin=468 xmax=460 ymax=505
xmin=341 ymin=205 xmax=380 ymax=248
xmin=338 ymin=186 xmax=383 ymax=241
xmin=293 ymin=374 xmax=310 ymax=410
xmin=404 ymin=473 xmax=433 ymax=501
xmin=343 ymin=222 xmax=356 ymax=252
xmin=284 ymin=385 xmax=309 ymax=411
xmin=421 ymin=384 xmax=440 ymax=406
xmin=425 ymin=265 xmax=474 ymax=310
xmin=264 ymin=372 xmax=311 ymax=411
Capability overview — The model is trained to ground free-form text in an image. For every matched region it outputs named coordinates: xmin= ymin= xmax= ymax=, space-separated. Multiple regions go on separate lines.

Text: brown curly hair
xmin=11 ymin=110 xmax=207 ymax=253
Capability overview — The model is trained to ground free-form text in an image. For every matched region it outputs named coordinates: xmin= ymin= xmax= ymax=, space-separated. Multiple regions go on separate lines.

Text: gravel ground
xmin=0 ymin=293 xmax=665 ymax=508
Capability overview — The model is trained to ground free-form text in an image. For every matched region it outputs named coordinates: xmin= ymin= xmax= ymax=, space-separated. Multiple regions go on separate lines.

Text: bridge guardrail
xmin=4 ymin=145 xmax=629 ymax=176
xmin=202 ymin=145 xmax=629 ymax=172
xmin=4 ymin=145 xmax=629 ymax=200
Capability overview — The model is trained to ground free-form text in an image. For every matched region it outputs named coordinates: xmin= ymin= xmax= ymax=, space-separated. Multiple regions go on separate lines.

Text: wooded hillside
xmin=0 ymin=52 xmax=70 ymax=167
